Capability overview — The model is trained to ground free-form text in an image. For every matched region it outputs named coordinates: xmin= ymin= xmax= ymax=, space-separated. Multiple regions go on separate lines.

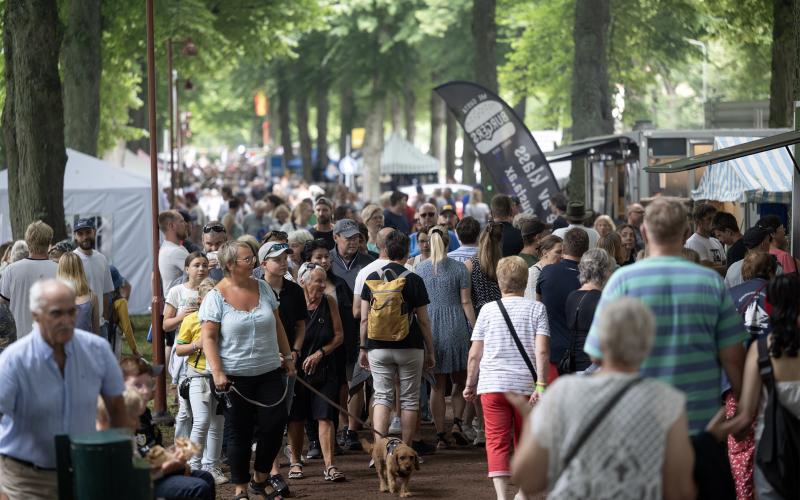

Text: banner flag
xmin=434 ymin=81 xmax=562 ymax=222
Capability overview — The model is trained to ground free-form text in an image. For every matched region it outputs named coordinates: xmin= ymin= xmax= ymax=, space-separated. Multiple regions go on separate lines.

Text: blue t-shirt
xmin=536 ymin=259 xmax=581 ymax=362
xmin=409 ymin=230 xmax=461 ymax=257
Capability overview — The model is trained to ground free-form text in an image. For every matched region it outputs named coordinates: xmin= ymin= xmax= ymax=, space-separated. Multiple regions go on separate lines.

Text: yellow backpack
xmin=366 ymin=269 xmax=412 ymax=342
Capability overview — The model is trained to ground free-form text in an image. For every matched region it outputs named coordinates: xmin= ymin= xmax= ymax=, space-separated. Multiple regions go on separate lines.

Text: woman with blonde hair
xmin=361 ymin=204 xmax=384 ymax=255
xmin=281 ymin=201 xmax=313 ymax=232
xmin=57 ymin=252 xmax=100 ymax=334
xmin=597 ymin=232 xmax=626 ymax=267
xmin=416 ymin=225 xmax=477 ymax=448
xmin=593 ymin=215 xmax=616 ymax=238
xmin=465 ymin=188 xmax=491 ymax=227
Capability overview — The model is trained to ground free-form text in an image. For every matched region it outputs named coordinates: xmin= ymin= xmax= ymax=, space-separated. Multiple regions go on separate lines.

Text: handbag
xmin=558 ymin=292 xmax=590 ymax=375
xmin=179 ymin=376 xmax=191 ymax=399
xmin=496 ymin=300 xmax=537 ymax=384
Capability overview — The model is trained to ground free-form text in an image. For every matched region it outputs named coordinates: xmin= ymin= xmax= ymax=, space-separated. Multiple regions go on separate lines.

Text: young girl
xmin=57 ymin=252 xmax=100 ymax=334
xmin=174 ymin=278 xmax=227 ymax=486
xmin=163 ymin=251 xmax=209 ymax=441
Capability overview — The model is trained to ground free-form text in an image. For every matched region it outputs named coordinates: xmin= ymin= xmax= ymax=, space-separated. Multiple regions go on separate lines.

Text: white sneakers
xmin=473 ymin=429 xmax=486 ymax=447
xmin=388 ymin=416 xmax=402 ymax=435
xmin=202 ymin=465 xmax=229 ymax=485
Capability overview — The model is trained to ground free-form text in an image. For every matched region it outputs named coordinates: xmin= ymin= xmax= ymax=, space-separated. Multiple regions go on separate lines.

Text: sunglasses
xmin=420 ymin=212 xmax=436 ymax=217
xmin=203 ymin=224 xmax=226 ymax=234
xmin=263 ymin=243 xmax=289 ymax=259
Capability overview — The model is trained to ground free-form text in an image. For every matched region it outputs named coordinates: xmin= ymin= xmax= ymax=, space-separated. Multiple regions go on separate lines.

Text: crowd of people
xmin=0 ymin=173 xmax=799 ymax=500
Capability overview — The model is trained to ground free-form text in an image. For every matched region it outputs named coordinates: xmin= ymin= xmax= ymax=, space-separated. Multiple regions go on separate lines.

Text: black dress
xmin=563 ymin=289 xmax=602 ymax=372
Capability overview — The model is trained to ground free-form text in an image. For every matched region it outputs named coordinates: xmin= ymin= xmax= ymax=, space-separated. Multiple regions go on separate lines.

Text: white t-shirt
xmin=165 ymin=283 xmax=199 ymax=333
xmin=352 ymin=259 xmax=413 ymax=297
xmin=464 ymin=203 xmax=491 ymax=226
xmin=0 ymin=258 xmax=58 ymax=337
xmin=74 ymin=249 xmax=114 ymax=322
xmin=685 ymin=233 xmax=726 ymax=266
xmin=552 ymin=224 xmax=600 ymax=249
xmin=470 ymin=296 xmax=550 ymax=395
xmin=159 ymin=240 xmax=189 ymax=291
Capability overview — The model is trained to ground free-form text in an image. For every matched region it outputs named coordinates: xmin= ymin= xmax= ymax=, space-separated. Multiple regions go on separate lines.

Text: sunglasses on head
xmin=203 ymin=224 xmax=226 ymax=234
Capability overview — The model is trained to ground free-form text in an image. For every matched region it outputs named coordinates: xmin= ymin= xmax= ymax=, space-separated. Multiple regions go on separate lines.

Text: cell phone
xmin=207 ymin=251 xmax=218 ymax=261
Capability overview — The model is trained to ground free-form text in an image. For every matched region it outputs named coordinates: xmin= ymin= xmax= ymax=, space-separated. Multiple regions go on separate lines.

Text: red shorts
xmin=480 ymin=392 xmax=524 ymax=477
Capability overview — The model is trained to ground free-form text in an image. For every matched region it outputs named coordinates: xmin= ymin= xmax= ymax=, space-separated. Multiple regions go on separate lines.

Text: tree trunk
xmin=339 ymin=84 xmax=355 ymax=157
xmin=471 ymin=0 xmax=497 ymax=192
xmin=315 ymin=82 xmax=329 ymax=178
xmin=570 ymin=0 xmax=613 ymax=203
xmin=462 ymin=131 xmax=476 ymax=186
xmin=296 ymin=95 xmax=312 ymax=182
xmin=362 ymin=95 xmax=385 ymax=204
xmin=3 ymin=0 xmax=68 ymax=241
xmin=391 ymin=95 xmax=403 ymax=134
xmin=404 ymin=82 xmax=416 ymax=143
xmin=768 ymin=0 xmax=799 ymax=127
xmin=429 ymin=90 xmax=445 ymax=161
xmin=278 ymin=74 xmax=293 ymax=164
xmin=62 ymin=0 xmax=101 ymax=156
xmin=445 ymin=111 xmax=457 ymax=181
xmin=513 ymin=96 xmax=527 ymax=123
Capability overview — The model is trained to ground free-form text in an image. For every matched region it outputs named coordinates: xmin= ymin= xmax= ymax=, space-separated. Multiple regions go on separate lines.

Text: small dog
xmin=361 ymin=437 xmax=420 ymax=497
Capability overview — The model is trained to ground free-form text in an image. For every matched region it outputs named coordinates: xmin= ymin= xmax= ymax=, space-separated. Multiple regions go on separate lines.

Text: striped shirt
xmin=583 ymin=256 xmax=746 ymax=434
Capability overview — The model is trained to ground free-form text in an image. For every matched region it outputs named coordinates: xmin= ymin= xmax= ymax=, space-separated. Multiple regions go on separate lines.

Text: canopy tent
xmin=0 ymin=149 xmax=155 ymax=314
xmin=353 ymin=133 xmax=440 ymax=175
xmin=691 ymin=137 xmax=794 ymax=203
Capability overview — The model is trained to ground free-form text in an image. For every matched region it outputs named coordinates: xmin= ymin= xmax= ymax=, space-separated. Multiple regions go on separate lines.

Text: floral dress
xmin=469 ymin=256 xmax=501 ymax=315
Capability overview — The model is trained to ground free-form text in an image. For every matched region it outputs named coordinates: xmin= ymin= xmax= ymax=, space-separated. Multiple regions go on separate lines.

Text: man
xmin=584 ymin=197 xmax=746 ymax=435
xmin=0 ymin=279 xmax=126 ymax=498
xmin=685 ymin=203 xmax=726 ymax=274
xmin=331 ymin=219 xmax=375 ymax=292
xmin=73 ymin=218 xmax=115 ymax=339
xmin=518 ymin=219 xmax=551 ymax=266
xmin=176 ymin=209 xmax=202 ymax=253
xmin=757 ymin=215 xmax=799 ymax=274
xmin=438 ymin=204 xmax=459 ymax=230
xmin=448 ymin=217 xmax=480 ymax=263
xmin=216 ymin=185 xmax=234 ymax=221
xmin=626 ymin=203 xmax=646 ymax=250
xmin=510 ymin=195 xmax=522 ymax=217
xmin=158 ymin=210 xmax=190 ymax=290
xmin=0 ymin=221 xmax=58 ymax=339
xmin=536 ymin=228 xmax=588 ymax=380
xmin=310 ymin=197 xmax=335 ymax=248
xmin=724 ymin=226 xmax=776 ymax=288
xmin=184 ymin=190 xmax=207 ymax=243
xmin=409 ymin=203 xmax=460 ymax=257
xmin=242 ymin=200 xmax=272 ymax=238
xmin=201 ymin=221 xmax=229 ymax=282
xmin=549 ymin=193 xmax=569 ymax=230
xmin=712 ymin=211 xmax=745 ymax=266
xmin=383 ymin=191 xmax=411 ymax=235
xmin=552 ymin=202 xmax=600 ymax=249
xmin=490 ymin=194 xmax=524 ymax=257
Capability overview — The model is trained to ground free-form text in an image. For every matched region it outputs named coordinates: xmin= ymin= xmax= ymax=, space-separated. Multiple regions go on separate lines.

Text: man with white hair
xmin=0 ymin=279 xmax=126 ymax=499
xmin=584 ymin=197 xmax=746 ymax=435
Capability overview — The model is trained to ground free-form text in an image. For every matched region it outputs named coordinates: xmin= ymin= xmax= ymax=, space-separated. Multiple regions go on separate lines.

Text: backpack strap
xmin=757 ymin=335 xmax=774 ymax=387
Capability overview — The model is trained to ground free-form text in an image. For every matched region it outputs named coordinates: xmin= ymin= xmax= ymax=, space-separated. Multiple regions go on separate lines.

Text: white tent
xmin=353 ymin=133 xmax=441 ymax=175
xmin=0 ymin=149 xmax=155 ymax=314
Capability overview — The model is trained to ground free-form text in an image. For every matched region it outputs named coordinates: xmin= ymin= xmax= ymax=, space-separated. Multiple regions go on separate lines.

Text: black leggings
xmin=226 ymin=369 xmax=288 ymax=485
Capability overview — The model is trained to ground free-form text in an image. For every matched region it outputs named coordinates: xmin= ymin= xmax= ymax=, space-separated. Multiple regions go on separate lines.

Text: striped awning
xmin=692 ymin=137 xmax=793 ymax=204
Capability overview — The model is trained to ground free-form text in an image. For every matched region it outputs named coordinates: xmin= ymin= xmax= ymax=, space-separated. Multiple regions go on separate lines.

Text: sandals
xmin=436 ymin=432 xmax=453 ymax=450
xmin=247 ymin=478 xmax=284 ymax=500
xmin=234 ymin=493 xmax=249 ymax=500
xmin=324 ymin=465 xmax=346 ymax=482
xmin=288 ymin=463 xmax=304 ymax=480
xmin=451 ymin=419 xmax=470 ymax=446
xmin=268 ymin=474 xmax=290 ymax=498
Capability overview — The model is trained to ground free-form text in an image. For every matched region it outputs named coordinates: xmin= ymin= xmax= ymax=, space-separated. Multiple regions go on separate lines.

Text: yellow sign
xmin=254 ymin=91 xmax=268 ymax=117
xmin=351 ymin=128 xmax=365 ymax=149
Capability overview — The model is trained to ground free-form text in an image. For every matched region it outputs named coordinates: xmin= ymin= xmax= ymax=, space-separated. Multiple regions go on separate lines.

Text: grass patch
xmin=123 ymin=314 xmax=156 ymax=362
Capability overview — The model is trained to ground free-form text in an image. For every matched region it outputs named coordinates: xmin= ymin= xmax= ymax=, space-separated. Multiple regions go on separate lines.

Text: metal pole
xmin=145 ymin=0 xmax=167 ymax=416
xmin=167 ymin=38 xmax=175 ymax=208
xmin=176 ymin=87 xmax=182 ymax=191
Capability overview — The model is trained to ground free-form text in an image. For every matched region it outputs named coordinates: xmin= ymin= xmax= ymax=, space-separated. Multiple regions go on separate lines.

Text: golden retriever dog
xmin=361 ymin=437 xmax=420 ymax=497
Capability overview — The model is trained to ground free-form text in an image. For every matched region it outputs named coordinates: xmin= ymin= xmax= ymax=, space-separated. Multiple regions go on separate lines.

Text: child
xmin=119 ymin=356 xmax=215 ymax=500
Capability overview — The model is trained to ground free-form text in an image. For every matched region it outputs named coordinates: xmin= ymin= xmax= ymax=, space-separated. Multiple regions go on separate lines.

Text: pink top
xmin=770 ymin=248 xmax=796 ymax=273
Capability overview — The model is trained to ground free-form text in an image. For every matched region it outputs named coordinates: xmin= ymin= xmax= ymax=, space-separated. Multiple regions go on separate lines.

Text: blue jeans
xmin=153 ymin=469 xmax=215 ymax=500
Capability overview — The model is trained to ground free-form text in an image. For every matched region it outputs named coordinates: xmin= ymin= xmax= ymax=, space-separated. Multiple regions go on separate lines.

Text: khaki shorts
xmin=368 ymin=348 xmax=424 ymax=411
xmin=0 ymin=455 xmax=58 ymax=500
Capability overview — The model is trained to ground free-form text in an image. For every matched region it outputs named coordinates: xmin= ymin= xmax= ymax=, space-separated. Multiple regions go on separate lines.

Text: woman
xmin=407 ymin=228 xmax=431 ymax=271
xmin=463 ymin=256 xmax=551 ymax=500
xmin=57 ymin=252 xmax=100 ymax=334
xmin=362 ymin=204 xmax=384 ymax=255
xmin=524 ymin=235 xmax=563 ymax=300
xmin=597 ymin=232 xmax=626 ymax=267
xmin=272 ymin=205 xmax=291 ymax=229
xmin=201 ymin=241 xmax=296 ymax=500
xmin=464 ymin=188 xmax=490 ymax=227
xmin=618 ymin=223 xmax=638 ymax=265
xmin=512 ymin=297 xmax=696 ymax=500
xmin=287 ymin=263 xmax=345 ymax=482
xmin=416 ymin=226 xmax=477 ymax=448
xmin=729 ymin=274 xmax=800 ymax=500
xmin=287 ymin=229 xmax=313 ymax=276
xmin=165 ymin=252 xmax=209 ymax=440
xmin=175 ymin=278 xmax=227 ymax=486
xmin=281 ymin=201 xmax=312 ymax=232
xmin=464 ymin=222 xmax=503 ymax=315
xmin=593 ymin=215 xmax=616 ymax=238
xmin=562 ymin=249 xmax=615 ymax=374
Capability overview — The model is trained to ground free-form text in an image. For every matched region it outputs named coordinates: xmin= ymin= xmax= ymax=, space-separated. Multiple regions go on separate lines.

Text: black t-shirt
xmin=273 ymin=277 xmax=309 ymax=346
xmin=500 ymin=221 xmax=524 ymax=256
xmin=536 ymin=259 xmax=581 ymax=362
xmin=552 ymin=216 xmax=568 ymax=230
xmin=135 ymin=408 xmax=162 ymax=457
xmin=563 ymin=289 xmax=602 ymax=371
xmin=383 ymin=209 xmax=410 ymax=234
xmin=310 ymin=228 xmax=335 ymax=249
xmin=361 ymin=262 xmax=429 ymax=350
xmin=726 ymin=238 xmax=746 ymax=266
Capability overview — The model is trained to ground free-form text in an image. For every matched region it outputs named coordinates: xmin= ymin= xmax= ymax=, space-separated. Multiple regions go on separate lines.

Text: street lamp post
xmin=166 ymin=38 xmax=197 ymax=207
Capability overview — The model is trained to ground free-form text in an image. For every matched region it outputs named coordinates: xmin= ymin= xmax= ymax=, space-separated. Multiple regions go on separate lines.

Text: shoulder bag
xmin=558 ymin=292 xmax=589 ymax=375
xmin=496 ymin=299 xmax=537 ymax=384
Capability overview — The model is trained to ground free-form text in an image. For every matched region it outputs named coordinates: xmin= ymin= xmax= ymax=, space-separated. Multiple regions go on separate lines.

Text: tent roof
xmin=380 ymin=133 xmax=440 ymax=174
xmin=643 ymin=130 xmax=800 ymax=173
xmin=0 ymin=148 xmax=151 ymax=191
xmin=692 ymin=137 xmax=793 ymax=204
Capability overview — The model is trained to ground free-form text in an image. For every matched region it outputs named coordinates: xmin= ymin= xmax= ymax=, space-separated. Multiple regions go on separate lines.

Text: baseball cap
xmin=441 ymin=204 xmax=456 ymax=215
xmin=73 ymin=218 xmax=96 ymax=232
xmin=742 ymin=226 xmax=772 ymax=249
xmin=520 ymin=219 xmax=552 ymax=238
xmin=333 ymin=219 xmax=360 ymax=238
xmin=258 ymin=241 xmax=293 ymax=262
xmin=315 ymin=197 xmax=333 ymax=209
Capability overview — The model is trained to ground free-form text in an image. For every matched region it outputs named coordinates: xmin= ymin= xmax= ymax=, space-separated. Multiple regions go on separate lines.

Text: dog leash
xmin=218 ymin=381 xmax=288 ymax=409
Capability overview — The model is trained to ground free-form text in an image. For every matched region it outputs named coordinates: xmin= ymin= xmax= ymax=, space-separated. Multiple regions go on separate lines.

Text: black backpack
xmin=755 ymin=335 xmax=800 ymax=498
